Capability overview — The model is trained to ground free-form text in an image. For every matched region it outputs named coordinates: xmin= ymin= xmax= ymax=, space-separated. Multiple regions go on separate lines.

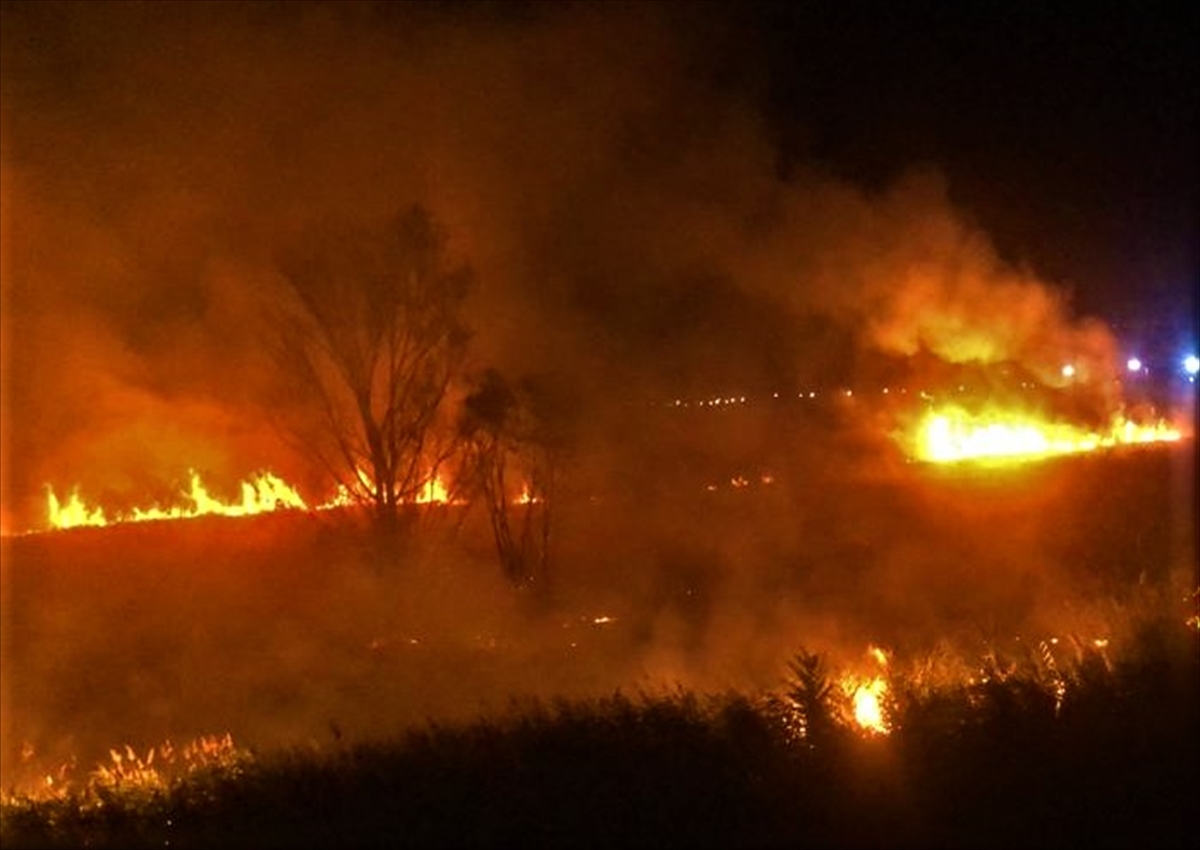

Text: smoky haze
xmin=1 ymin=0 xmax=1193 ymax=791
xmin=0 ymin=1 xmax=1135 ymax=528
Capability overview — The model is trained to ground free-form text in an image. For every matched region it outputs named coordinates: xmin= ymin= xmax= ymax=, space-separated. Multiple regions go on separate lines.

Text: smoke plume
xmin=0 ymin=1 xmax=1129 ymax=529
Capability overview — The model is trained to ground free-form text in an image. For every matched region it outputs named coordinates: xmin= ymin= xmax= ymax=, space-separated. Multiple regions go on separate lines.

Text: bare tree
xmin=456 ymin=369 xmax=566 ymax=595
xmin=272 ymin=205 xmax=473 ymax=538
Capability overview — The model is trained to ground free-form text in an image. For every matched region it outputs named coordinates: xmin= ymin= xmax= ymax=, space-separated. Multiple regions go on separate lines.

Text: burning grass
xmin=35 ymin=469 xmax=469 ymax=534
xmin=3 ymin=434 xmax=1193 ymax=847
xmin=910 ymin=404 xmax=1183 ymax=465
xmin=3 ymin=615 xmax=1196 ymax=850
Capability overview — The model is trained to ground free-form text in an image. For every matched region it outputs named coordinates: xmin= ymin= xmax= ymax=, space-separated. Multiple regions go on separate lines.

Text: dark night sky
xmin=731 ymin=1 xmax=1197 ymax=335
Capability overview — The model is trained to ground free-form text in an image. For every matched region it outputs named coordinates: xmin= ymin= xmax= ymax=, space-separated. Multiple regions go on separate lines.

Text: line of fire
xmin=22 ymin=356 xmax=1193 ymax=535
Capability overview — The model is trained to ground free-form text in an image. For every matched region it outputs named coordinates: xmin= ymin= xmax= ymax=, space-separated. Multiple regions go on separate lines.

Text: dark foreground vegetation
xmin=3 ymin=615 xmax=1196 ymax=850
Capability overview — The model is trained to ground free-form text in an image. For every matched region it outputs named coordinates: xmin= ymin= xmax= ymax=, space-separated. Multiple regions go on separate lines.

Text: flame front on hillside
xmin=914 ymin=405 xmax=1182 ymax=464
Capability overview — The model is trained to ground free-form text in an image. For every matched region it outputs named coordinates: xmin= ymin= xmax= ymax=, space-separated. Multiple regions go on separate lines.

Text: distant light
xmin=1184 ymin=355 xmax=1200 ymax=376
xmin=1061 ymin=364 xmax=1076 ymax=379
xmin=1126 ymin=357 xmax=1142 ymax=373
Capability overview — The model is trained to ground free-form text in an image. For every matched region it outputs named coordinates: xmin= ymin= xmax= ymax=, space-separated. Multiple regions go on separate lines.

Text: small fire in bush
xmin=840 ymin=645 xmax=891 ymax=736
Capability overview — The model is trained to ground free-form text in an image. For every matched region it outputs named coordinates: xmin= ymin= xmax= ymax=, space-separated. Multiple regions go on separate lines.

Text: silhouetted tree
xmin=456 ymin=368 xmax=566 ymax=595
xmin=785 ymin=649 xmax=843 ymax=746
xmin=272 ymin=205 xmax=473 ymax=540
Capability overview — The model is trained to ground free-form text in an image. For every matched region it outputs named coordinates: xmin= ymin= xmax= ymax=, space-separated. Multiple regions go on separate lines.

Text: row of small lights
xmin=666 ymin=384 xmax=1049 ymax=409
xmin=672 ymin=392 xmax=807 ymax=408
xmin=1119 ymin=353 xmax=1199 ymax=382
xmin=669 ymin=353 xmax=1200 ymax=407
xmin=1059 ymin=353 xmax=1199 ymax=382
xmin=668 ymin=387 xmax=920 ymax=408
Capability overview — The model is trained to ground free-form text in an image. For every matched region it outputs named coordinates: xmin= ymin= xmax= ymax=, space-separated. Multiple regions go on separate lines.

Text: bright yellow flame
xmin=413 ymin=475 xmax=452 ymax=504
xmin=46 ymin=471 xmax=308 ymax=531
xmin=318 ymin=483 xmax=358 ymax=511
xmin=37 ymin=467 xmax=468 ymax=533
xmin=515 ymin=483 xmax=542 ymax=505
xmin=914 ymin=405 xmax=1181 ymax=464
xmin=317 ymin=468 xmax=462 ymax=508
xmin=838 ymin=645 xmax=892 ymax=735
xmin=46 ymin=488 xmax=109 ymax=530
xmin=852 ymin=677 xmax=889 ymax=735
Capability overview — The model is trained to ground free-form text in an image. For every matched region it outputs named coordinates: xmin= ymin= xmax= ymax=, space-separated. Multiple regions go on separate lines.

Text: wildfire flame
xmin=413 ymin=475 xmax=455 ymax=505
xmin=45 ymin=471 xmax=309 ymax=531
xmin=914 ymin=405 xmax=1182 ymax=464
xmin=850 ymin=677 xmax=889 ymax=735
xmin=38 ymin=468 xmax=538 ymax=533
xmin=515 ymin=483 xmax=542 ymax=505
xmin=45 ymin=489 xmax=109 ymax=530
xmin=324 ymin=466 xmax=465 ymax=509
xmin=841 ymin=644 xmax=891 ymax=735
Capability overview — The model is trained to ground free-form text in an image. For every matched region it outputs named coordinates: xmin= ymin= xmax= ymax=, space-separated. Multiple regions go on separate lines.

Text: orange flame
xmin=515 ymin=483 xmax=541 ymax=505
xmin=840 ymin=644 xmax=891 ymax=735
xmin=850 ymin=677 xmax=889 ymax=735
xmin=41 ymin=467 xmax=471 ymax=532
xmin=46 ymin=488 xmax=110 ymax=530
xmin=45 ymin=471 xmax=308 ymax=531
xmin=320 ymin=468 xmax=463 ymax=509
xmin=914 ymin=405 xmax=1182 ymax=464
xmin=413 ymin=475 xmax=457 ymax=505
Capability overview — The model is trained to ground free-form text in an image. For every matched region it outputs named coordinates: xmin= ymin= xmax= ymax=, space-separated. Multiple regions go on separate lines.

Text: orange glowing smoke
xmin=914 ymin=405 xmax=1182 ymax=464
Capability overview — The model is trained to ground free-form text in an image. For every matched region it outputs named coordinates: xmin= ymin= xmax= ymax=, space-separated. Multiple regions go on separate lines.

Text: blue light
xmin=1184 ymin=354 xmax=1200 ymax=376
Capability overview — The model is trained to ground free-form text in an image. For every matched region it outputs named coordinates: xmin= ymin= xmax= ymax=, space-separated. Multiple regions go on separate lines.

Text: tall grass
xmin=4 ymin=615 xmax=1196 ymax=849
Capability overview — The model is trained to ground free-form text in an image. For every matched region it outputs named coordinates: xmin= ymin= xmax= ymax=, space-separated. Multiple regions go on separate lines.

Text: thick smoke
xmin=0 ymin=1 xmax=1130 ymax=530
xmin=2 ymin=1 xmax=1188 ymax=790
